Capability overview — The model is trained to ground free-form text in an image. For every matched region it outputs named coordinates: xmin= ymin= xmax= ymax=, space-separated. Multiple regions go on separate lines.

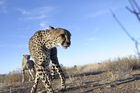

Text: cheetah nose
xmin=67 ymin=42 xmax=70 ymax=46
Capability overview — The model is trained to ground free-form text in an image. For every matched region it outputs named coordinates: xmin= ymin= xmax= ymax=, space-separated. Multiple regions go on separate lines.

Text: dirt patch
xmin=1 ymin=70 xmax=140 ymax=93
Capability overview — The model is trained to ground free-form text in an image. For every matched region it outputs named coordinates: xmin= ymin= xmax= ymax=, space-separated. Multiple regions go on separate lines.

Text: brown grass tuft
xmin=1 ymin=56 xmax=140 ymax=85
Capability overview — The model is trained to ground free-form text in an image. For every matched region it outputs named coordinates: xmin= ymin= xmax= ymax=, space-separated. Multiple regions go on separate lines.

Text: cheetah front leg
xmin=50 ymin=63 xmax=56 ymax=80
xmin=41 ymin=67 xmax=54 ymax=93
xmin=28 ymin=69 xmax=34 ymax=81
xmin=31 ymin=64 xmax=54 ymax=93
xmin=22 ymin=70 xmax=25 ymax=82
xmin=52 ymin=63 xmax=66 ymax=90
xmin=30 ymin=74 xmax=40 ymax=93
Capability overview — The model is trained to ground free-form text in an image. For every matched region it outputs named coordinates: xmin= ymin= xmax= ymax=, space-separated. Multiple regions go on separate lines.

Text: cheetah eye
xmin=61 ymin=34 xmax=65 ymax=38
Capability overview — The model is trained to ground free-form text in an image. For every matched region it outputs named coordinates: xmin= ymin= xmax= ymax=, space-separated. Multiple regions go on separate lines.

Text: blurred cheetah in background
xmin=22 ymin=55 xmax=35 ymax=82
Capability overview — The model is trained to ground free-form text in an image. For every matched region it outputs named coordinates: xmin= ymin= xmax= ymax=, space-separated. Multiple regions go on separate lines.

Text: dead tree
xmin=110 ymin=9 xmax=140 ymax=59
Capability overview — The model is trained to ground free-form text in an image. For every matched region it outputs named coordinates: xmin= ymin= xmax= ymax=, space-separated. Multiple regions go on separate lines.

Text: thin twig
xmin=126 ymin=6 xmax=137 ymax=14
xmin=132 ymin=0 xmax=140 ymax=12
xmin=128 ymin=0 xmax=137 ymax=12
xmin=110 ymin=9 xmax=140 ymax=58
xmin=110 ymin=9 xmax=135 ymax=41
xmin=127 ymin=0 xmax=140 ymax=22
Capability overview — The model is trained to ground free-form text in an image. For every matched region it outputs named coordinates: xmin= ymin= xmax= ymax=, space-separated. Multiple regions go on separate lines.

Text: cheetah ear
xmin=49 ymin=26 xmax=55 ymax=30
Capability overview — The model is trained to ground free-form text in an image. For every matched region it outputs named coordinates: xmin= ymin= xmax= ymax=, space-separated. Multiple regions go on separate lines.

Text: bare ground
xmin=1 ymin=70 xmax=140 ymax=93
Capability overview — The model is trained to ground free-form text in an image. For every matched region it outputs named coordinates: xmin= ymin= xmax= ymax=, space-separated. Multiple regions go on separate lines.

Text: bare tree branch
xmin=126 ymin=6 xmax=138 ymax=14
xmin=132 ymin=0 xmax=140 ymax=12
xmin=110 ymin=9 xmax=135 ymax=41
xmin=110 ymin=9 xmax=140 ymax=58
xmin=128 ymin=0 xmax=137 ymax=12
xmin=126 ymin=0 xmax=140 ymax=22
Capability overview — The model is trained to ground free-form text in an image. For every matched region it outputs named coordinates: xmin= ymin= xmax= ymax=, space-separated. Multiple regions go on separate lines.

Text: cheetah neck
xmin=44 ymin=40 xmax=58 ymax=49
xmin=42 ymin=31 xmax=58 ymax=49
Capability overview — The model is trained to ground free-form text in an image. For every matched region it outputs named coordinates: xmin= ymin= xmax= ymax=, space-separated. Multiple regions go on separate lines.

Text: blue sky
xmin=0 ymin=0 xmax=140 ymax=74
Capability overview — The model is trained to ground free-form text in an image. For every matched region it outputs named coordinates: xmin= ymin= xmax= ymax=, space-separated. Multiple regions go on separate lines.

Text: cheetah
xmin=29 ymin=26 xmax=71 ymax=93
xmin=22 ymin=55 xmax=35 ymax=82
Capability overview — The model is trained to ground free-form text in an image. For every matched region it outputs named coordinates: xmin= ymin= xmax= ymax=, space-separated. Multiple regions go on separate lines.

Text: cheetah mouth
xmin=61 ymin=45 xmax=69 ymax=49
xmin=63 ymin=46 xmax=69 ymax=49
xmin=63 ymin=44 xmax=71 ymax=48
xmin=58 ymin=43 xmax=71 ymax=49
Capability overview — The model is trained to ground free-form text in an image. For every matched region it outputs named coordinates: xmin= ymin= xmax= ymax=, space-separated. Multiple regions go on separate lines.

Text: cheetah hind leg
xmin=30 ymin=77 xmax=39 ymax=93
xmin=54 ymin=64 xmax=66 ymax=91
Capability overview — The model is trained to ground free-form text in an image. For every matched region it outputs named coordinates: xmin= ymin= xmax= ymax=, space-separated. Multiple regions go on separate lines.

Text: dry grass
xmin=64 ymin=56 xmax=140 ymax=83
xmin=0 ymin=72 xmax=21 ymax=85
xmin=0 ymin=69 xmax=32 ymax=85
xmin=1 ymin=56 xmax=140 ymax=93
xmin=66 ymin=56 xmax=140 ymax=74
xmin=98 ymin=56 xmax=140 ymax=72
xmin=1 ymin=56 xmax=140 ymax=84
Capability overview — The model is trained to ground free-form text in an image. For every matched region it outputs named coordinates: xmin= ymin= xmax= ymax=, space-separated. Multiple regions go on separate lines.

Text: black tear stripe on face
xmin=61 ymin=34 xmax=65 ymax=38
xmin=61 ymin=39 xmax=66 ymax=46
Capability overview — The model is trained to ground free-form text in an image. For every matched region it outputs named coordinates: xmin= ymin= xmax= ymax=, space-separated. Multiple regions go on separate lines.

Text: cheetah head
xmin=23 ymin=55 xmax=30 ymax=60
xmin=49 ymin=26 xmax=71 ymax=49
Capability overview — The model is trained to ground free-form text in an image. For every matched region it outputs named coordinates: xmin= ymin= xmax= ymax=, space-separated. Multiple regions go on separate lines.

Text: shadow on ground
xmin=66 ymin=71 xmax=105 ymax=78
xmin=83 ymin=73 xmax=140 ymax=93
